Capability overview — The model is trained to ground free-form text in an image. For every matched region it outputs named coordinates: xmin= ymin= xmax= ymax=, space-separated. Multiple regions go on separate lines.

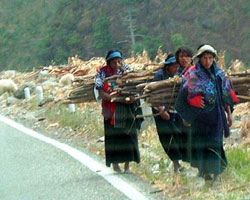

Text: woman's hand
xmin=160 ymin=111 xmax=170 ymax=120
xmin=116 ymin=62 xmax=124 ymax=72
xmin=111 ymin=96 xmax=135 ymax=104
xmin=183 ymin=120 xmax=191 ymax=127
xmin=124 ymin=97 xmax=135 ymax=104
xmin=157 ymin=106 xmax=170 ymax=120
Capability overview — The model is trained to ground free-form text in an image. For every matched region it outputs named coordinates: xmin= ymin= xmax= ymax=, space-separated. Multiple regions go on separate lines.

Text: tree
xmin=133 ymin=35 xmax=162 ymax=58
xmin=93 ymin=14 xmax=114 ymax=53
xmin=170 ymin=33 xmax=187 ymax=51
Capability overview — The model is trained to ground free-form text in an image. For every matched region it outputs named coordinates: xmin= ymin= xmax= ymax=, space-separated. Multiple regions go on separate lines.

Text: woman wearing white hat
xmin=175 ymin=44 xmax=239 ymax=182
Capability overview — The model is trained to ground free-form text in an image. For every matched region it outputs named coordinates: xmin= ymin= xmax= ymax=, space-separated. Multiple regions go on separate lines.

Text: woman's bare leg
xmin=112 ymin=163 xmax=122 ymax=172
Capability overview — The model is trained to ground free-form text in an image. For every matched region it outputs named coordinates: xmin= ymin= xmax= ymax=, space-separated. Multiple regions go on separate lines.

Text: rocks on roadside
xmin=6 ymin=97 xmax=19 ymax=106
xmin=14 ymin=82 xmax=36 ymax=99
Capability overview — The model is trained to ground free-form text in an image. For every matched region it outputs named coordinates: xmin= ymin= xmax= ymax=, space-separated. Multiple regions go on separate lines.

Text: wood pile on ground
xmin=40 ymin=51 xmax=163 ymax=78
xmin=41 ymin=56 xmax=106 ymax=77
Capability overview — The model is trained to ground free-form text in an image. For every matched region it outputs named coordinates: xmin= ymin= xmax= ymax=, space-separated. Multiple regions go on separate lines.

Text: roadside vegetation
xmin=43 ymin=102 xmax=250 ymax=200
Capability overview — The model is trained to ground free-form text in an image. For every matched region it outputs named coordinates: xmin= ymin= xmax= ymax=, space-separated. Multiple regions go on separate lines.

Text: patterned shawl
xmin=175 ymin=62 xmax=238 ymax=124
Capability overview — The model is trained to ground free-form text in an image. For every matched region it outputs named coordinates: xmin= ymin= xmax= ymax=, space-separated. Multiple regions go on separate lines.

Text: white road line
xmin=0 ymin=115 xmax=149 ymax=200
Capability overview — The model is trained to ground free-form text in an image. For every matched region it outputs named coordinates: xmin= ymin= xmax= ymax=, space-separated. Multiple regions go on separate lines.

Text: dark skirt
xmin=153 ymin=109 xmax=189 ymax=162
xmin=190 ymin=120 xmax=227 ymax=174
xmin=178 ymin=122 xmax=192 ymax=163
xmin=104 ymin=119 xmax=140 ymax=167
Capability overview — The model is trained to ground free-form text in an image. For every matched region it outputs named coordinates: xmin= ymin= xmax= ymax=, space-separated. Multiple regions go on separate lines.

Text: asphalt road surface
xmin=0 ymin=115 xmax=166 ymax=200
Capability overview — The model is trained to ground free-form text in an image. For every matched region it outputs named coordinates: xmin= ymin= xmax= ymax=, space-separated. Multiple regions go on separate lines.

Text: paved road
xmin=0 ymin=116 xmax=166 ymax=200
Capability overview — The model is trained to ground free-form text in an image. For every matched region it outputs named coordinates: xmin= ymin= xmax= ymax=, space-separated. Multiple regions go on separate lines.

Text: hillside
xmin=0 ymin=0 xmax=249 ymax=71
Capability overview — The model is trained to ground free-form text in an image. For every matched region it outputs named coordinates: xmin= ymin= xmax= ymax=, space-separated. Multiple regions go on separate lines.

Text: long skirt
xmin=104 ymin=119 xmax=140 ymax=167
xmin=191 ymin=120 xmax=227 ymax=174
xmin=178 ymin=121 xmax=192 ymax=163
xmin=153 ymin=110 xmax=185 ymax=162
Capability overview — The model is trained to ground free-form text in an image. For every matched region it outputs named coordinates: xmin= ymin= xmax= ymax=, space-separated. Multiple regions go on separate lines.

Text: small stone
xmin=97 ymin=136 xmax=104 ymax=143
xmin=6 ymin=97 xmax=19 ymax=106
xmin=142 ymin=142 xmax=150 ymax=148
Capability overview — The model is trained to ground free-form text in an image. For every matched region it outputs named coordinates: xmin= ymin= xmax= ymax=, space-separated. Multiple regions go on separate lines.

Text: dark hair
xmin=175 ymin=47 xmax=193 ymax=64
xmin=105 ymin=50 xmax=123 ymax=62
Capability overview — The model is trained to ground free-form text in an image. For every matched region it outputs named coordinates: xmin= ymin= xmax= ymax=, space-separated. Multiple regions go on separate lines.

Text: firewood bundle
xmin=137 ymin=73 xmax=250 ymax=107
xmin=107 ymin=70 xmax=155 ymax=103
xmin=229 ymin=72 xmax=250 ymax=102
xmin=63 ymin=75 xmax=96 ymax=104
xmin=63 ymin=70 xmax=156 ymax=104
xmin=136 ymin=76 xmax=182 ymax=107
xmin=63 ymin=69 xmax=250 ymax=105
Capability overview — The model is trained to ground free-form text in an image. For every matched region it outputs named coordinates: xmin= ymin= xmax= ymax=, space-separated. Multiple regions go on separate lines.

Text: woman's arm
xmin=226 ymin=105 xmax=233 ymax=127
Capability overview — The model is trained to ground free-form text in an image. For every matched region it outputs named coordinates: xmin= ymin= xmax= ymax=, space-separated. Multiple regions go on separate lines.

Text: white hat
xmin=192 ymin=44 xmax=217 ymax=60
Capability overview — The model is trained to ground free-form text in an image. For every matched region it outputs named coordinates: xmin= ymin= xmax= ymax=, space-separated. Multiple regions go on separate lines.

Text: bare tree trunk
xmin=127 ymin=9 xmax=136 ymax=47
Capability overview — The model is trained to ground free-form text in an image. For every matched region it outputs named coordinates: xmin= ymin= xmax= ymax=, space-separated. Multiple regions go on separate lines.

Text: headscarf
xmin=106 ymin=51 xmax=123 ymax=61
xmin=164 ymin=56 xmax=177 ymax=65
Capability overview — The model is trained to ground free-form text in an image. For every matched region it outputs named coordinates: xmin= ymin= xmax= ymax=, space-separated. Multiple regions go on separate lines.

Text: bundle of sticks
xmin=136 ymin=76 xmax=182 ymax=107
xmin=63 ymin=74 xmax=96 ymax=104
xmin=63 ymin=69 xmax=250 ymax=105
xmin=229 ymin=72 xmax=250 ymax=102
xmin=137 ymin=73 xmax=250 ymax=107
xmin=107 ymin=70 xmax=155 ymax=103
xmin=62 ymin=69 xmax=156 ymax=104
